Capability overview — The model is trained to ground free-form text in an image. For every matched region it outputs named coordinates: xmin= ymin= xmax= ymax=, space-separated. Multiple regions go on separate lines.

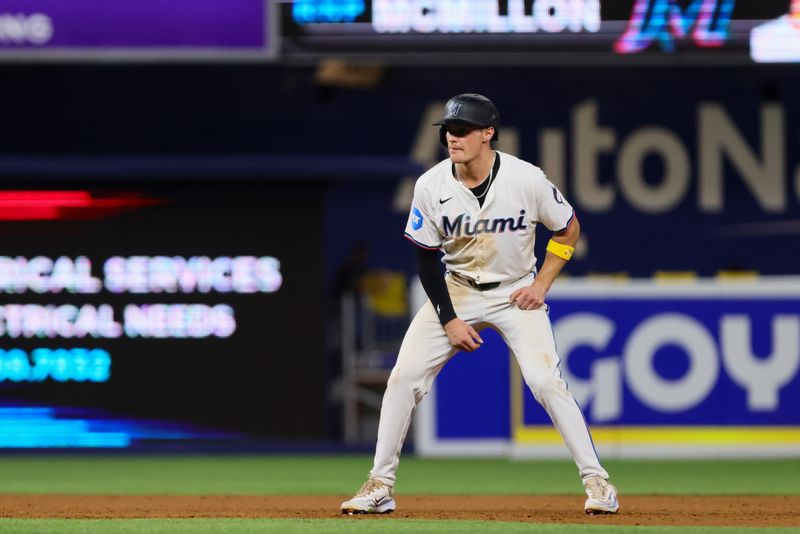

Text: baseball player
xmin=341 ymin=94 xmax=619 ymax=515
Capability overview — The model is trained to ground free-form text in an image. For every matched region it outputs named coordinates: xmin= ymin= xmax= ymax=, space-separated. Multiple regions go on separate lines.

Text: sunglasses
xmin=444 ymin=125 xmax=480 ymax=138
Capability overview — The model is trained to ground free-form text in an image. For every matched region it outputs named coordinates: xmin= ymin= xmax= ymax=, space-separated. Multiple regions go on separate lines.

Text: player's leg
xmin=486 ymin=278 xmax=618 ymax=514
xmin=342 ymin=297 xmax=465 ymax=514
xmin=370 ymin=299 xmax=457 ymax=484
xmin=370 ymin=276 xmax=481 ymax=485
xmin=497 ymin=307 xmax=608 ymax=478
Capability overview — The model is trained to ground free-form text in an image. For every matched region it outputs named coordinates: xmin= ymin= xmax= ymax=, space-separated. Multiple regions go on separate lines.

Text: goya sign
xmin=415 ymin=279 xmax=800 ymax=457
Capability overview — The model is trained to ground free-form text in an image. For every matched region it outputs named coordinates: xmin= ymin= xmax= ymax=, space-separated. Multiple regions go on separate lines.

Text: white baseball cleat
xmin=341 ymin=475 xmax=396 ymax=515
xmin=583 ymin=476 xmax=619 ymax=514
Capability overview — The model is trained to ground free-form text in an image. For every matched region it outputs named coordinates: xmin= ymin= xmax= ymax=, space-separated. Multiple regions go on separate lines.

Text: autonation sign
xmin=0 ymin=0 xmax=275 ymax=60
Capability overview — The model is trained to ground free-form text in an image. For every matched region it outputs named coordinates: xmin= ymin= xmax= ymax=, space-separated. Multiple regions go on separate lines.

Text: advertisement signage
xmin=286 ymin=0 xmax=799 ymax=64
xmin=0 ymin=184 xmax=326 ymax=443
xmin=0 ymin=0 xmax=276 ymax=61
xmin=414 ymin=279 xmax=800 ymax=458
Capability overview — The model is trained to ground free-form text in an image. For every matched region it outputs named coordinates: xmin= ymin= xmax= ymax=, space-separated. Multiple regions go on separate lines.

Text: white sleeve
xmin=532 ymin=168 xmax=575 ymax=232
xmin=403 ymin=180 xmax=441 ymax=250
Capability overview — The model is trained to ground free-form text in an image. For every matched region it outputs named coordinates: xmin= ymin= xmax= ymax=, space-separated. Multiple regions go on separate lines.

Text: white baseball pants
xmin=370 ymin=273 xmax=609 ymax=484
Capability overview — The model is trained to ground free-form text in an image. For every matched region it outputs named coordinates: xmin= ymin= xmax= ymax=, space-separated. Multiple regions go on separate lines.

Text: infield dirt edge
xmin=1 ymin=494 xmax=797 ymax=527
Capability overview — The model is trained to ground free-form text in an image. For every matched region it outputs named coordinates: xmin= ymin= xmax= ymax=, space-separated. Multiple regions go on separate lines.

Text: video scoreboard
xmin=285 ymin=0 xmax=799 ymax=64
xmin=0 ymin=185 xmax=325 ymax=440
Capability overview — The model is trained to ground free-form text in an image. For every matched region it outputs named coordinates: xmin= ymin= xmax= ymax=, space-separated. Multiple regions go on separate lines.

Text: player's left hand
xmin=509 ymin=283 xmax=547 ymax=310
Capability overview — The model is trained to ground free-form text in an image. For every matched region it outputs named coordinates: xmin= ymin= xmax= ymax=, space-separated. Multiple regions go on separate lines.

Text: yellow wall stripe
xmin=514 ymin=426 xmax=800 ymax=445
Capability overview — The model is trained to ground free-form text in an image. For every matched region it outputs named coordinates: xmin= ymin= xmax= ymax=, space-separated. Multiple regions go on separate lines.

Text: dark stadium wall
xmin=1 ymin=63 xmax=799 ymax=440
xmin=0 ymin=64 xmax=797 ymax=277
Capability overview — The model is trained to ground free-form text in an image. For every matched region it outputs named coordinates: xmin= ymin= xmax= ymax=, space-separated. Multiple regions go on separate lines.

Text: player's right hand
xmin=444 ymin=318 xmax=484 ymax=352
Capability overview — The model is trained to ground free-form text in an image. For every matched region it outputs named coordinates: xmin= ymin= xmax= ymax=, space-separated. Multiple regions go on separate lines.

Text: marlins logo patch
xmin=552 ymin=185 xmax=565 ymax=205
xmin=445 ymin=102 xmax=462 ymax=118
xmin=411 ymin=207 xmax=424 ymax=230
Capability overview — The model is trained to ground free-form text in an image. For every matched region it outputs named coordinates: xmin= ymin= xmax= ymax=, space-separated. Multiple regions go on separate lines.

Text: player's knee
xmin=387 ymin=365 xmax=425 ymax=394
xmin=530 ymin=375 xmax=568 ymax=402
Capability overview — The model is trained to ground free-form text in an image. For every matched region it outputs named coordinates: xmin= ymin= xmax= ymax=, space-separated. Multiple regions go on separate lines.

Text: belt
xmin=449 ymin=272 xmax=501 ymax=291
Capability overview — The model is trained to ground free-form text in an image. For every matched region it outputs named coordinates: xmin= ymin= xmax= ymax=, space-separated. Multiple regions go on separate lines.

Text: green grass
xmin=0 ymin=456 xmax=796 ymax=495
xmin=0 ymin=456 xmax=796 ymax=533
xmin=0 ymin=519 xmax=795 ymax=534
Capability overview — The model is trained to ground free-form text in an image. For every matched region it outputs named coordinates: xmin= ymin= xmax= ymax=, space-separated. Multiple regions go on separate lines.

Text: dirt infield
xmin=1 ymin=495 xmax=798 ymax=526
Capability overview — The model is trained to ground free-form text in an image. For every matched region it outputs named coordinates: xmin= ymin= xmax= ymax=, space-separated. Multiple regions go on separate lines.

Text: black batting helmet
xmin=433 ymin=93 xmax=499 ymax=147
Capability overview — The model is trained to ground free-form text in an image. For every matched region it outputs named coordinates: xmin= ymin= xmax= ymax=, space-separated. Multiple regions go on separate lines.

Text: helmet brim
xmin=432 ymin=117 xmax=491 ymax=128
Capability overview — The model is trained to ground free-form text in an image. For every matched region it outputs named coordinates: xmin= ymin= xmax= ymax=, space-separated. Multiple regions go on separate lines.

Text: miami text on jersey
xmin=442 ymin=210 xmax=528 ymax=237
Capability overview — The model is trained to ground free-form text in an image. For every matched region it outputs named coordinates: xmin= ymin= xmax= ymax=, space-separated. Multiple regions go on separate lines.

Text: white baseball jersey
xmin=403 ymin=151 xmax=574 ymax=284
xmin=368 ymin=151 xmax=609 ymax=491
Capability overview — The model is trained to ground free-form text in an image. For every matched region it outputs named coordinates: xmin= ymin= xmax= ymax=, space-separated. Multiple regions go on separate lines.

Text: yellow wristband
xmin=547 ymin=239 xmax=575 ymax=261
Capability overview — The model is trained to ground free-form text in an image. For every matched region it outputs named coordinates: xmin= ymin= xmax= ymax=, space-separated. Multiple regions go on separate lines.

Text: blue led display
xmin=293 ymin=0 xmax=365 ymax=23
xmin=0 ymin=348 xmax=110 ymax=383
xmin=0 ymin=405 xmax=247 ymax=448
